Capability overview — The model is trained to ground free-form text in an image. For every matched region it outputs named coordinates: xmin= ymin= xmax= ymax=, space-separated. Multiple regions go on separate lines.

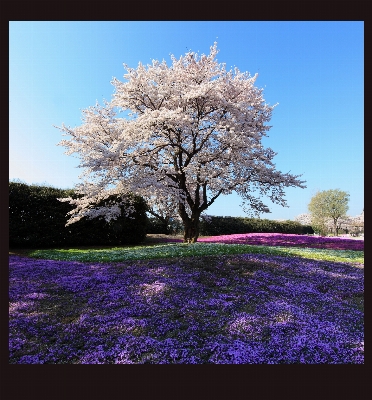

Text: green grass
xmin=28 ymin=242 xmax=364 ymax=265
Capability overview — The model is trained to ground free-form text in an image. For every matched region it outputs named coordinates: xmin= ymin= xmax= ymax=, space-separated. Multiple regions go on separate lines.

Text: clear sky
xmin=9 ymin=21 xmax=364 ymax=220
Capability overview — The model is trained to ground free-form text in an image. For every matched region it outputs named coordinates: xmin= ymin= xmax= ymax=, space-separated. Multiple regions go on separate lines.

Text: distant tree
xmin=308 ymin=189 xmax=349 ymax=236
xmin=294 ymin=213 xmax=312 ymax=226
xmin=56 ymin=43 xmax=306 ymax=243
xmin=344 ymin=209 xmax=364 ymax=236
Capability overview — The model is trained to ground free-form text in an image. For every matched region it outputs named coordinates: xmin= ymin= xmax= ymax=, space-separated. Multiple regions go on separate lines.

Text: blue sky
xmin=9 ymin=21 xmax=364 ymax=220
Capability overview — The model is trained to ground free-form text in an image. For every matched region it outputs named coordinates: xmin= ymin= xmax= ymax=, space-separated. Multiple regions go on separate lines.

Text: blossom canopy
xmin=56 ymin=42 xmax=306 ymax=242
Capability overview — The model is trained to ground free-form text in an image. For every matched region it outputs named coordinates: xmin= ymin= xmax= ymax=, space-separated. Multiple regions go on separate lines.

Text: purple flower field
xmin=9 ymin=250 xmax=364 ymax=364
xmin=158 ymin=233 xmax=364 ymax=251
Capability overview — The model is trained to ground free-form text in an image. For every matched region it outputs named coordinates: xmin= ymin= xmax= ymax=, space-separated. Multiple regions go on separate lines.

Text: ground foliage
xmin=9 ymin=234 xmax=363 ymax=364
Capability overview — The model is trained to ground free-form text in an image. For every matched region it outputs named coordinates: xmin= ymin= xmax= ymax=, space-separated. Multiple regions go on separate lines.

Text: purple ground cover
xmin=148 ymin=233 xmax=364 ymax=251
xmin=9 ymin=252 xmax=363 ymax=364
xmin=198 ymin=233 xmax=364 ymax=251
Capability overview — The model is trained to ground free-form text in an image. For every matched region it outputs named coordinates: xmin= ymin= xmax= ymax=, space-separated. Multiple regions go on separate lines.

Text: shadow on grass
xmin=9 ymin=234 xmax=183 ymax=258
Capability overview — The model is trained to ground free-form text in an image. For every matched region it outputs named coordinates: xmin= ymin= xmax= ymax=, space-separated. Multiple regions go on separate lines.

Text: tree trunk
xmin=183 ymin=216 xmax=200 ymax=243
xmin=334 ymin=219 xmax=338 ymax=236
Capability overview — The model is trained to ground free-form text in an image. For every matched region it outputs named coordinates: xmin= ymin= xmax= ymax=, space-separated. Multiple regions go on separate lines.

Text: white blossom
xmin=55 ymin=43 xmax=306 ymax=241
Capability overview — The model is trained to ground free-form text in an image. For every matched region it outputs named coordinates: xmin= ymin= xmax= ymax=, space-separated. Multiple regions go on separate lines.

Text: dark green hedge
xmin=146 ymin=217 xmax=184 ymax=235
xmin=146 ymin=214 xmax=314 ymax=236
xmin=9 ymin=181 xmax=148 ymax=248
xmin=199 ymin=216 xmax=314 ymax=236
xmin=146 ymin=217 xmax=169 ymax=234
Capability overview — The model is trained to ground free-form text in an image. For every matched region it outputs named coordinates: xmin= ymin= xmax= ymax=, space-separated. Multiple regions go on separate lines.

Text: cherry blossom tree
xmin=56 ymin=43 xmax=306 ymax=243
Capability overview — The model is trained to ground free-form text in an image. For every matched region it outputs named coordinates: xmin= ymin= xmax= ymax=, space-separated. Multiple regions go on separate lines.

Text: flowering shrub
xmin=9 ymin=250 xmax=363 ymax=364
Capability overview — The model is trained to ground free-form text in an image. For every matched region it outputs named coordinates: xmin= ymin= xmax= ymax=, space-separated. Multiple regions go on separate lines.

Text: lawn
xmin=9 ymin=234 xmax=364 ymax=364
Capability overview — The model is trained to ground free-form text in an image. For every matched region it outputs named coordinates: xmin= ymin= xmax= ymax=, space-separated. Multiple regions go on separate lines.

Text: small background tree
xmin=308 ymin=189 xmax=349 ymax=236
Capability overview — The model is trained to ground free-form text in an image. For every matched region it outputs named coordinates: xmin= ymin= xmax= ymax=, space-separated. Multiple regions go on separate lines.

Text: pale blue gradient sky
xmin=9 ymin=21 xmax=364 ymax=220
